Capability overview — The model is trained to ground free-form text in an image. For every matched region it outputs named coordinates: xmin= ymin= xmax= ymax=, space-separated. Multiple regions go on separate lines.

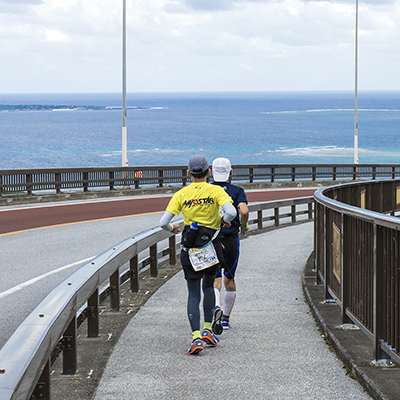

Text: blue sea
xmin=0 ymin=91 xmax=399 ymax=169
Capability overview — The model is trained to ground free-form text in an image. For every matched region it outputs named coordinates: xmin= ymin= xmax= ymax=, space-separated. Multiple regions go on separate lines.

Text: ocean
xmin=0 ymin=91 xmax=399 ymax=170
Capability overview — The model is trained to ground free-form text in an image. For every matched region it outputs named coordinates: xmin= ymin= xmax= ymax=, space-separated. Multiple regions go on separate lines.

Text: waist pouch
xmin=182 ymin=225 xmax=220 ymax=248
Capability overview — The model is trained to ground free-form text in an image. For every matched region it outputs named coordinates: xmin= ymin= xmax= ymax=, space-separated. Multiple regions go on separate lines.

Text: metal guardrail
xmin=0 ymin=197 xmax=313 ymax=399
xmin=2 ymin=164 xmax=400 ymax=196
xmin=314 ymin=179 xmax=400 ymax=366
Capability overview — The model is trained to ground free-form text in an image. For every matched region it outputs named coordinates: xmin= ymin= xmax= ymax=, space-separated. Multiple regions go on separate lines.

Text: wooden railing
xmin=2 ymin=164 xmax=400 ymax=196
xmin=0 ymin=197 xmax=313 ymax=399
xmin=314 ymin=179 xmax=400 ymax=365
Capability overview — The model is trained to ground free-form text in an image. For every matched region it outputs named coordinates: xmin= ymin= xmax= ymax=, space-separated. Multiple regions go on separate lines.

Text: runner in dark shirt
xmin=212 ymin=157 xmax=249 ymax=330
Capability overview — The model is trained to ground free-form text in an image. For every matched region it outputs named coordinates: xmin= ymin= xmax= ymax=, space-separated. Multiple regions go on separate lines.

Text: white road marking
xmin=0 ymin=257 xmax=94 ymax=299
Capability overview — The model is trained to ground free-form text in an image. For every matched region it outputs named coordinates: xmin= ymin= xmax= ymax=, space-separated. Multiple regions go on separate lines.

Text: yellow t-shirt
xmin=166 ymin=181 xmax=233 ymax=230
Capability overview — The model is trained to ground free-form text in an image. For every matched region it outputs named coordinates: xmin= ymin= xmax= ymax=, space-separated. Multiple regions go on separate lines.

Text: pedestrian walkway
xmin=94 ymin=223 xmax=370 ymax=400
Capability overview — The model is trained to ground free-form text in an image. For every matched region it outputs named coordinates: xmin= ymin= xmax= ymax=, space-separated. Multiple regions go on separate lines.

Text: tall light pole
xmin=122 ymin=0 xmax=128 ymax=168
xmin=354 ymin=0 xmax=359 ymax=164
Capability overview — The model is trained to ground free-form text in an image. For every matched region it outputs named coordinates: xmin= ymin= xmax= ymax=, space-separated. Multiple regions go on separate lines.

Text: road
xmin=0 ymin=188 xmax=315 ymax=349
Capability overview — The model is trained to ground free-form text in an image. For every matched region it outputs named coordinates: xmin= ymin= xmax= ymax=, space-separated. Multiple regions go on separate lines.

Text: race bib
xmin=188 ymin=241 xmax=219 ymax=271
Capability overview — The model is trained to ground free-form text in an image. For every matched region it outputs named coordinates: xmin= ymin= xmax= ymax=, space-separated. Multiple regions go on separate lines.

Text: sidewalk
xmin=94 ymin=223 xmax=370 ymax=400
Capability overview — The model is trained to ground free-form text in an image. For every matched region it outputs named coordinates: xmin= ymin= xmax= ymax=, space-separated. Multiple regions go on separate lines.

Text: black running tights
xmin=186 ymin=275 xmax=215 ymax=332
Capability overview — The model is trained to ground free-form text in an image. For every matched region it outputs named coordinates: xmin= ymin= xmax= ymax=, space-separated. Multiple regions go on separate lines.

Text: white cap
xmin=212 ymin=157 xmax=231 ymax=182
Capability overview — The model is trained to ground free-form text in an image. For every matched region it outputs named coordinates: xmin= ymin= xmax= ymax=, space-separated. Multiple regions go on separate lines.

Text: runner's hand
xmin=171 ymin=224 xmax=181 ymax=234
xmin=240 ymin=225 xmax=249 ymax=234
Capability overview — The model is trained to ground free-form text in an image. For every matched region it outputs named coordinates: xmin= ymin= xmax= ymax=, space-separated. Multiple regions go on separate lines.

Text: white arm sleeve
xmin=159 ymin=211 xmax=175 ymax=232
xmin=222 ymin=201 xmax=237 ymax=222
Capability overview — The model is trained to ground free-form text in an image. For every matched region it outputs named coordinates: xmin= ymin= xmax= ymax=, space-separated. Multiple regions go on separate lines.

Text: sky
xmin=0 ymin=0 xmax=399 ymax=93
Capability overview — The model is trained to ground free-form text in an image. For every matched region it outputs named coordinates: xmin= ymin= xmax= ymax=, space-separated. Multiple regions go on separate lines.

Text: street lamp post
xmin=122 ymin=0 xmax=128 ymax=168
xmin=354 ymin=0 xmax=359 ymax=164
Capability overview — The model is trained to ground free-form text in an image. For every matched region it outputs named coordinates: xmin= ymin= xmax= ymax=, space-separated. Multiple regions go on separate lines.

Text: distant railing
xmin=0 ymin=197 xmax=313 ymax=399
xmin=314 ymin=179 xmax=400 ymax=366
xmin=2 ymin=164 xmax=400 ymax=196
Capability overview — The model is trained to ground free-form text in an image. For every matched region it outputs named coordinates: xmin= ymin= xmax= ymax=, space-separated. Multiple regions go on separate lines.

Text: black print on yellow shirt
xmin=183 ymin=197 xmax=215 ymax=208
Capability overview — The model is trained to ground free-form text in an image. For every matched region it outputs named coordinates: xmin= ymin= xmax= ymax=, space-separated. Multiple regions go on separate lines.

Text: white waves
xmin=247 ymin=146 xmax=399 ymax=158
xmin=260 ymin=108 xmax=400 ymax=115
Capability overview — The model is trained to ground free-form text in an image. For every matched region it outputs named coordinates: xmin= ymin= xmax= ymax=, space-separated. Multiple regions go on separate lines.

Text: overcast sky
xmin=1 ymin=0 xmax=399 ymax=93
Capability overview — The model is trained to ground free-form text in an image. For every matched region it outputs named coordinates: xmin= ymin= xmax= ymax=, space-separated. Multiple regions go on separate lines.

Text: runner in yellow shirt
xmin=159 ymin=155 xmax=236 ymax=354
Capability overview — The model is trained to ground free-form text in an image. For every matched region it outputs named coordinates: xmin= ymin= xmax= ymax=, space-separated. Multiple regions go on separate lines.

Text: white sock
xmin=214 ymin=287 xmax=221 ymax=308
xmin=223 ymin=289 xmax=236 ymax=317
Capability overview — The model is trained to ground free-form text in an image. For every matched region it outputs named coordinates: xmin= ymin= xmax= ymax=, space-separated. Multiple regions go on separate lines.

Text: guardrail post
xmin=31 ymin=359 xmax=50 ymax=399
xmin=274 ymin=207 xmax=279 ymax=227
xmin=158 ymin=170 xmax=163 ymax=187
xmin=353 ymin=166 xmax=357 ymax=180
xmin=312 ymin=166 xmax=316 ymax=181
xmin=0 ymin=174 xmax=2 ymax=197
xmin=150 ymin=244 xmax=158 ymax=276
xmin=291 ymin=167 xmax=296 ymax=182
xmin=372 ymin=166 xmax=376 ymax=180
xmin=26 ymin=173 xmax=33 ymax=195
xmin=83 ymin=172 xmax=89 ymax=192
xmin=55 ymin=172 xmax=61 ymax=194
xmin=291 ymin=205 xmax=296 ymax=223
xmin=62 ymin=316 xmax=77 ymax=375
xmin=392 ymin=166 xmax=396 ymax=179
xmin=130 ymin=255 xmax=139 ymax=293
xmin=373 ymin=224 xmax=391 ymax=364
xmin=271 ymin=167 xmax=275 ymax=183
xmin=316 ymin=202 xmax=323 ymax=285
xmin=333 ymin=166 xmax=337 ymax=181
xmin=169 ymin=236 xmax=176 ymax=265
xmin=87 ymin=289 xmax=99 ymax=338
xmin=249 ymin=167 xmax=253 ymax=183
xmin=323 ymin=206 xmax=331 ymax=299
xmin=182 ymin=168 xmax=188 ymax=186
xmin=308 ymin=202 xmax=313 ymax=220
xmin=110 ymin=269 xmax=120 ymax=311
xmin=109 ymin=171 xmax=114 ymax=190
xmin=314 ymin=201 xmax=318 ymax=276
xmin=341 ymin=214 xmax=351 ymax=324
xmin=257 ymin=210 xmax=263 ymax=230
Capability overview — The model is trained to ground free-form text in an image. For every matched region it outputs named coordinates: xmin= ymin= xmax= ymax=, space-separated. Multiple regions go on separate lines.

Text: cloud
xmin=0 ymin=0 xmax=44 ymax=14
xmin=0 ymin=0 xmax=44 ymax=3
xmin=179 ymin=0 xmax=398 ymax=9
xmin=44 ymin=29 xmax=71 ymax=43
xmin=0 ymin=0 xmax=399 ymax=93
xmin=181 ymin=0 xmax=234 ymax=10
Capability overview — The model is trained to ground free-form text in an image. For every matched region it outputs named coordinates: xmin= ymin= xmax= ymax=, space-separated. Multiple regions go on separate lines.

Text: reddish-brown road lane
xmin=0 ymin=189 xmax=316 ymax=235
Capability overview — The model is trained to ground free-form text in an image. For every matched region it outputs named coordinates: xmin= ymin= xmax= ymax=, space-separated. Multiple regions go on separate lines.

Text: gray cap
xmin=188 ymin=155 xmax=209 ymax=174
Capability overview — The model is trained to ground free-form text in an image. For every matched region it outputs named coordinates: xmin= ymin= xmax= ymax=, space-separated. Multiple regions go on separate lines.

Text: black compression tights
xmin=186 ymin=275 xmax=215 ymax=332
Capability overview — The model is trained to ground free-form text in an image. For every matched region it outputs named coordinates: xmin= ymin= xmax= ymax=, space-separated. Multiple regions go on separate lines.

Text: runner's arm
xmin=239 ymin=202 xmax=250 ymax=233
xmin=159 ymin=211 xmax=180 ymax=234
xmin=222 ymin=201 xmax=237 ymax=222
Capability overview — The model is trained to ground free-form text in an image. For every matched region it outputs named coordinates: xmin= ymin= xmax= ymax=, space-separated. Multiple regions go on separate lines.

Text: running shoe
xmin=221 ymin=318 xmax=230 ymax=330
xmin=212 ymin=306 xmax=223 ymax=335
xmin=201 ymin=329 xmax=219 ymax=346
xmin=187 ymin=338 xmax=203 ymax=355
